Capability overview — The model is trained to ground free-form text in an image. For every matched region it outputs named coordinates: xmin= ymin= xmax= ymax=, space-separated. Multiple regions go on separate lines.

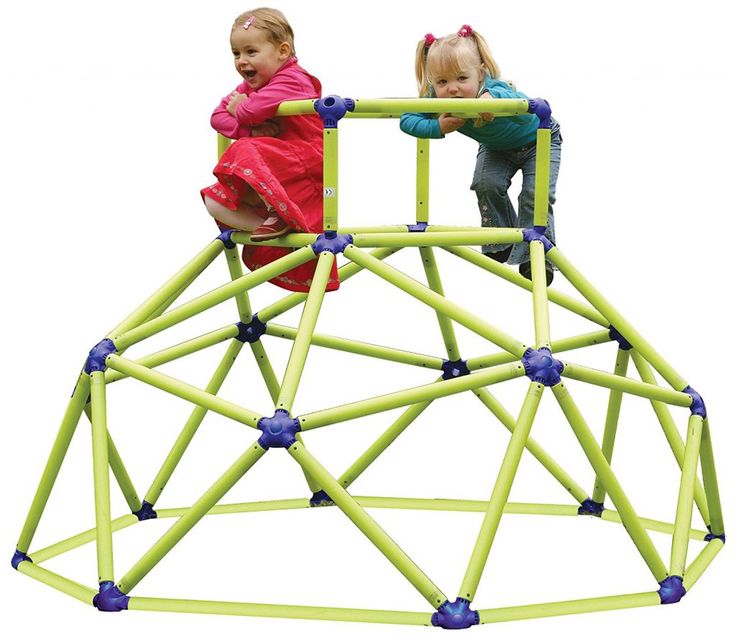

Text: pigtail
xmin=415 ymin=34 xmax=437 ymax=97
xmin=460 ymin=27 xmax=501 ymax=79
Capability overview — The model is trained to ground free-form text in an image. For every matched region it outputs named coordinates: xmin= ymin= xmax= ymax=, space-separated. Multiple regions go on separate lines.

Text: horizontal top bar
xmin=276 ymin=97 xmax=530 ymax=119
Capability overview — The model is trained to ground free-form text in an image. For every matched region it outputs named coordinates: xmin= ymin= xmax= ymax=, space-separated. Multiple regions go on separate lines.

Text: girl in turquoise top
xmin=400 ymin=25 xmax=561 ymax=284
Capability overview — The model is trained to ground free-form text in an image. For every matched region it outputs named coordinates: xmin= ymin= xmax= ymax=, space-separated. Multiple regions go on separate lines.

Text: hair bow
xmin=424 ymin=33 xmax=436 ymax=48
xmin=458 ymin=24 xmax=474 ymax=37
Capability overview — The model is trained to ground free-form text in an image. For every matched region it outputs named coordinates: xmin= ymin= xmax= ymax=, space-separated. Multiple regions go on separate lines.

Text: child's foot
xmin=483 ymin=246 xmax=512 ymax=263
xmin=519 ymin=261 xmax=554 ymax=286
xmin=250 ymin=213 xmax=292 ymax=242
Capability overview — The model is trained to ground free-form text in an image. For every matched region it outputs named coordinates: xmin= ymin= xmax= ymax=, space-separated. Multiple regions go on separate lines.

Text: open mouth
xmin=243 ymin=70 xmax=257 ymax=80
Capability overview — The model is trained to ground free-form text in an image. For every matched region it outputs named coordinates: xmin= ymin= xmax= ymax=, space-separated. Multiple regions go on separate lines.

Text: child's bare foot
xmin=250 ymin=212 xmax=292 ymax=241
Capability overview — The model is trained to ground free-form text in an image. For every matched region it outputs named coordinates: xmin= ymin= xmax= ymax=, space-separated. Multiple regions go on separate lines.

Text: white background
xmin=0 ymin=1 xmax=732 ymax=634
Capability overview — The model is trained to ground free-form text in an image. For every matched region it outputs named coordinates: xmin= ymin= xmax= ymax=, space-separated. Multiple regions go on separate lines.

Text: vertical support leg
xmin=90 ymin=372 xmax=115 ymax=583
xmin=459 ymin=382 xmax=544 ymax=601
xmin=533 ymin=127 xmax=552 ymax=228
xmin=670 ymin=415 xmax=703 ymax=577
xmin=699 ymin=419 xmax=725 ymax=538
xmin=323 ymin=128 xmax=339 ymax=231
xmin=591 ymin=348 xmax=630 ymax=506
xmin=530 ymin=240 xmax=551 ymax=349
xmin=16 ymin=373 xmax=90 ymax=554
xmin=416 ymin=138 xmax=430 ymax=223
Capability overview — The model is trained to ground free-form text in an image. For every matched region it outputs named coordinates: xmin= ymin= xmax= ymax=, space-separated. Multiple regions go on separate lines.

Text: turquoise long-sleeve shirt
xmin=399 ymin=75 xmax=540 ymax=150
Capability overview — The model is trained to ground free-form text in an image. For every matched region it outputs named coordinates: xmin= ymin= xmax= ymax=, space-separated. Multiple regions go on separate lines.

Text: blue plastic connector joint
xmin=236 ymin=314 xmax=267 ymax=344
xmin=683 ymin=386 xmax=707 ymax=419
xmin=310 ymin=490 xmax=335 ymax=507
xmin=217 ymin=228 xmax=236 ymax=249
xmin=521 ymin=226 xmax=555 ymax=252
xmin=441 ymin=359 xmax=470 ymax=381
xmin=84 ymin=338 xmax=118 ymax=374
xmin=522 ymin=347 xmax=563 ymax=387
xmin=257 ymin=409 xmax=301 ymax=449
xmin=608 ymin=325 xmax=633 ymax=351
xmin=432 ymin=598 xmax=479 ymax=629
xmin=11 ymin=549 xmax=32 ymax=570
xmin=527 ymin=97 xmax=552 ymax=129
xmin=133 ymin=500 xmax=157 ymax=521
xmin=705 ymin=528 xmax=726 ymax=543
xmin=93 ymin=581 xmax=130 ymax=612
xmin=407 ymin=222 xmax=429 ymax=232
xmin=312 ymin=231 xmax=353 ymax=256
xmin=314 ymin=95 xmax=355 ymax=128
xmin=577 ymin=498 xmax=604 ymax=517
xmin=657 ymin=575 xmax=686 ymax=604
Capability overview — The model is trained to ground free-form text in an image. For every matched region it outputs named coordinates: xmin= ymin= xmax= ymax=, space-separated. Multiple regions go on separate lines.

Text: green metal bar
xmin=416 ymin=138 xmax=430 ymax=222
xmin=683 ymin=538 xmax=724 ymax=590
xmin=349 ymin=97 xmax=530 ymax=116
xmin=89 ymin=372 xmax=115 ymax=583
xmin=299 ymin=362 xmax=526 ymax=431
xmin=107 ymin=240 xmax=225 ymax=339
xmin=533 ymin=128 xmax=552 ymax=227
xmin=217 ymin=133 xmax=231 ymax=158
xmin=130 ymin=596 xmax=430 ymax=625
xmin=460 ymin=382 xmax=544 ymax=601
xmin=551 ymin=382 xmax=668 ymax=582
xmin=477 ymin=592 xmax=660 ymax=624
xmin=352 ymin=230 xmax=522 ymax=248
xmin=353 ymin=498 xmax=579 ymax=516
xmin=15 ymin=561 xmax=97 ymax=604
xmin=699 ymin=418 xmax=724 ymax=537
xmin=600 ymin=509 xmax=708 ymax=540
xmin=530 ymin=241 xmax=551 ymax=348
xmin=344 ymin=245 xmax=527 ymax=356
xmin=474 ymin=388 xmax=588 ymax=503
xmin=267 ymin=323 xmax=444 ymax=369
xmin=103 ymin=325 xmax=240 ymax=384
xmin=547 ymin=248 xmax=688 ymax=390
xmin=419 ymin=246 xmax=461 ymax=360
xmin=277 ymin=251 xmax=334 ymax=412
xmin=257 ymin=247 xmax=398 ymax=323
xmin=105 ymin=355 xmax=262 ymax=427
xmin=338 ymin=394 xmax=435 ymax=489
xmin=444 ymin=245 xmax=608 ymax=327
xmin=249 ymin=339 xmax=281 ymax=402
xmin=29 ymin=515 xmax=138 ymax=564
xmin=228 ymin=232 xmax=320 ymax=248
xmin=224 ymin=245 xmax=253 ymax=321
xmin=467 ymin=330 xmax=611 ymax=372
xmin=323 ymin=128 xmax=338 ymax=231
xmin=16 ymin=373 xmax=90 ymax=554
xmin=118 ymin=441 xmax=267 ymax=594
xmin=113 ymin=246 xmax=316 ymax=350
xmin=143 ymin=339 xmax=246 ymax=506
xmin=670 ymin=414 xmax=704 ymax=577
xmin=591 ymin=348 xmax=630 ymax=506
xmin=156 ymin=499 xmax=310 ymax=517
xmin=288 ymin=441 xmax=447 ymax=608
xmin=562 ymin=361 xmax=692 ymax=407
xmin=630 ymin=351 xmax=709 ymax=523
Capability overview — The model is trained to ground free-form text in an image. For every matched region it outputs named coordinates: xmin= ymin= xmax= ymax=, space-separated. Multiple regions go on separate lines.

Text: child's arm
xmin=211 ymin=87 xmax=252 ymax=139
xmin=231 ymin=73 xmax=317 ymax=127
xmin=400 ymin=112 xmax=465 ymax=138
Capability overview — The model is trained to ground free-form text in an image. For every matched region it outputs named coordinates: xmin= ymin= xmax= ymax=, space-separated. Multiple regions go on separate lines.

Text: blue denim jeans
xmin=470 ymin=122 xmax=562 ymax=266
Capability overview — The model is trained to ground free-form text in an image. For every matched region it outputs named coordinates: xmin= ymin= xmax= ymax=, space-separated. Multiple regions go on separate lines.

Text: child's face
xmin=230 ymin=27 xmax=290 ymax=90
xmin=431 ymin=66 xmax=483 ymax=99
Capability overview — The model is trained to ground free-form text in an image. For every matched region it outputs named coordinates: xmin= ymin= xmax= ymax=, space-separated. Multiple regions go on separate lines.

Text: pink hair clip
xmin=243 ymin=15 xmax=255 ymax=30
xmin=424 ymin=33 xmax=436 ymax=48
xmin=458 ymin=24 xmax=474 ymax=37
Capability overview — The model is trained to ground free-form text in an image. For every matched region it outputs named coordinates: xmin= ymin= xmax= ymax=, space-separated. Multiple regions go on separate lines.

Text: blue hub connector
xmin=705 ymin=526 xmax=726 ymax=543
xmin=11 ymin=550 xmax=32 ymax=570
xmin=683 ymin=386 xmax=707 ymax=418
xmin=407 ymin=222 xmax=429 ymax=232
xmin=257 ymin=409 xmax=301 ymax=449
xmin=522 ymin=347 xmax=563 ymax=387
xmin=608 ymin=325 xmax=633 ymax=350
xmin=217 ymin=228 xmax=236 ymax=249
xmin=441 ymin=359 xmax=470 ymax=381
xmin=84 ymin=338 xmax=118 ymax=374
xmin=657 ymin=575 xmax=686 ymax=604
xmin=236 ymin=314 xmax=267 ymax=344
xmin=578 ymin=498 xmax=604 ymax=517
xmin=312 ymin=231 xmax=353 ymax=256
xmin=93 ymin=581 xmax=130 ymax=612
xmin=527 ymin=98 xmax=552 ymax=129
xmin=315 ymin=95 xmax=355 ymax=128
xmin=310 ymin=490 xmax=335 ymax=507
xmin=133 ymin=500 xmax=157 ymax=521
xmin=521 ymin=226 xmax=555 ymax=252
xmin=432 ymin=598 xmax=479 ymax=629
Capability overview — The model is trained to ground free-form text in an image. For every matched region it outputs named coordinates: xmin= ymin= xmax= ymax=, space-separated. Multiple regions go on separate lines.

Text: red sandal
xmin=250 ymin=212 xmax=292 ymax=242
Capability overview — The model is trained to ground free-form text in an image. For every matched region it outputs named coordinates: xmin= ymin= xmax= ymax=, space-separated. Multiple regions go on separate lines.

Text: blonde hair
xmin=414 ymin=29 xmax=501 ymax=97
xmin=233 ymin=7 xmax=296 ymax=55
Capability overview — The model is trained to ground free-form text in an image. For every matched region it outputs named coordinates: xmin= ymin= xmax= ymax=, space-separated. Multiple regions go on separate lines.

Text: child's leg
xmin=204 ymin=196 xmax=266 ymax=231
xmin=470 ymin=145 xmax=518 ymax=262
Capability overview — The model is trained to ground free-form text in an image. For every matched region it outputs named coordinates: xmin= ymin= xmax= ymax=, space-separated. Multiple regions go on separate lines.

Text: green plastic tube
xmin=416 ymin=138 xmax=430 ymax=221
xmin=419 ymin=246 xmax=461 ymax=360
xmin=530 ymin=241 xmax=551 ymax=348
xmin=323 ymin=128 xmax=338 ymax=230
xmin=533 ymin=128 xmax=551 ymax=227
xmin=223 ymin=245 xmax=253 ymax=321
xmin=16 ymin=561 xmax=97 ymax=604
xmin=683 ymin=538 xmax=724 ymax=590
xmin=460 ymin=383 xmax=544 ymax=601
xmin=699 ymin=419 xmax=724 ymax=537
xmin=352 ymin=230 xmax=522 ymax=248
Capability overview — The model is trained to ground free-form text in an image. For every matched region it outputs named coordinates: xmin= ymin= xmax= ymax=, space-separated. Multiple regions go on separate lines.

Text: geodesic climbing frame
xmin=12 ymin=96 xmax=725 ymax=628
